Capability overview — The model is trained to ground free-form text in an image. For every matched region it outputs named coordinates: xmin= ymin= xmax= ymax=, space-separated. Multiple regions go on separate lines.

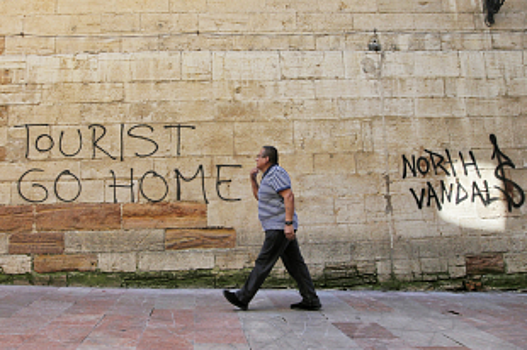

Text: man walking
xmin=223 ymin=146 xmax=321 ymax=311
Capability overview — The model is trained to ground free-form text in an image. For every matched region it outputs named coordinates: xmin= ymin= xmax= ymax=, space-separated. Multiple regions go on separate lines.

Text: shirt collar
xmin=262 ymin=164 xmax=277 ymax=179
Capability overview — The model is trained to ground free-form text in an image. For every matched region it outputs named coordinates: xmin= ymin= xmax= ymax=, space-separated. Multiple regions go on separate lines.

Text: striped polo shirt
xmin=258 ymin=164 xmax=298 ymax=231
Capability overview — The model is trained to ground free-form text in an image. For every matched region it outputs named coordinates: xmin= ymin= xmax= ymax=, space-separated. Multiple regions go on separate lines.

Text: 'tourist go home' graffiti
xmin=402 ymin=134 xmax=525 ymax=212
xmin=15 ymin=123 xmax=242 ymax=204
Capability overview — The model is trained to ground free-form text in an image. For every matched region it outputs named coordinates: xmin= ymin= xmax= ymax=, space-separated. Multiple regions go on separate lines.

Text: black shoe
xmin=291 ymin=300 xmax=321 ymax=311
xmin=223 ymin=290 xmax=248 ymax=311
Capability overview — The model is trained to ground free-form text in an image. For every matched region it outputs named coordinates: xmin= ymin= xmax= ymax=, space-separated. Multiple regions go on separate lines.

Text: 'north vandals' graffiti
xmin=402 ymin=134 xmax=525 ymax=212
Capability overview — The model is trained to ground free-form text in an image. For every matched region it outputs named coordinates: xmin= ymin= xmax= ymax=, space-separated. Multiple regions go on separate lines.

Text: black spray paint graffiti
xmin=402 ymin=134 xmax=524 ymax=212
xmin=15 ymin=123 xmax=242 ymax=204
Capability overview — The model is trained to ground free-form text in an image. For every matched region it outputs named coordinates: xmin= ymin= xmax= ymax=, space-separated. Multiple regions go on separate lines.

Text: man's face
xmin=256 ymin=148 xmax=269 ymax=170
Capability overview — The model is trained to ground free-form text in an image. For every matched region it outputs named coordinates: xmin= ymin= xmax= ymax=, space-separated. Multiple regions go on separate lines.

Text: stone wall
xmin=0 ymin=0 xmax=525 ymax=289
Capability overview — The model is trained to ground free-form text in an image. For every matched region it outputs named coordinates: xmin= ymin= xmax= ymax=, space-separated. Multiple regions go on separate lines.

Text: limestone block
xmin=55 ymin=37 xmax=121 ymax=55
xmin=490 ymin=32 xmax=524 ymax=50
xmin=297 ymin=13 xmax=354 ymax=33
xmin=5 ymin=36 xmax=55 ymax=55
xmin=170 ymin=0 xmax=207 ymax=12
xmin=354 ymin=14 xmax=416 ymax=31
xmin=138 ymin=250 xmax=215 ymax=271
xmin=36 ymin=203 xmax=121 ymax=232
xmin=124 ymin=81 xmax=231 ymax=102
xmin=208 ymin=0 xmax=266 ymax=12
xmin=314 ymin=153 xmax=357 ymax=175
xmin=102 ymin=14 xmax=141 ymax=33
xmin=0 ymin=0 xmax=56 ymax=15
xmin=446 ymin=78 xmax=506 ymax=98
xmin=484 ymin=51 xmax=524 ymax=80
xmin=318 ymin=0 xmax=377 ymax=13
xmin=26 ymin=55 xmax=99 ymax=84
xmin=508 ymin=79 xmax=527 ymax=97
xmin=420 ymin=257 xmax=448 ymax=274
xmin=441 ymin=33 xmax=492 ymax=51
xmin=0 ymin=16 xmax=23 ymax=36
xmin=459 ymin=52 xmax=486 ymax=78
xmin=280 ymin=51 xmax=345 ymax=80
xmin=414 ymin=52 xmax=460 ymax=77
xmin=414 ymin=97 xmax=467 ymax=117
xmin=414 ymin=14 xmax=475 ymax=31
xmin=214 ymin=248 xmax=255 ymax=270
xmin=296 ymin=196 xmax=335 ymax=225
xmin=165 ymin=228 xmax=236 ymax=250
xmin=0 ymin=84 xmax=41 ymax=105
xmin=44 ymin=83 xmax=123 ymax=104
xmin=394 ymin=219 xmax=440 ymax=238
xmin=213 ymin=52 xmax=280 ymax=81
xmin=182 ymin=52 xmax=212 ymax=81
xmin=234 ymin=122 xmax=294 ymax=156
xmin=179 ymin=122 xmax=234 ymax=156
xmin=0 ymin=255 xmax=31 ymax=274
xmin=335 ymin=197 xmax=365 ymax=224
xmin=34 ymin=253 xmax=97 ymax=273
xmin=337 ymin=98 xmax=382 ymax=118
xmin=24 ymin=15 xmax=102 ymax=36
xmin=122 ymin=202 xmax=207 ymax=229
xmin=0 ymin=183 xmax=10 ymax=205
xmin=233 ymin=34 xmax=316 ymax=51
xmin=0 ymin=233 xmax=7 ymax=254
xmin=315 ymin=79 xmax=379 ymax=99
xmin=66 ymin=229 xmax=164 ymax=253
xmin=131 ymin=52 xmax=181 ymax=82
xmin=504 ymin=253 xmax=527 ymax=273
xmin=293 ymin=120 xmax=363 ymax=153
xmin=382 ymin=78 xmax=445 ymax=98
xmin=121 ymin=37 xmax=160 ymax=53
xmin=98 ymin=253 xmax=137 ymax=272
xmin=9 ymin=232 xmax=64 ymax=254
xmin=302 ymin=242 xmax=353 ymax=264
xmin=199 ymin=13 xmax=296 ymax=33
xmin=97 ymin=55 xmax=132 ymax=83
xmin=377 ymin=0 xmax=443 ymax=13
xmin=0 ymin=205 xmax=33 ymax=233
xmin=57 ymin=0 xmax=169 ymax=14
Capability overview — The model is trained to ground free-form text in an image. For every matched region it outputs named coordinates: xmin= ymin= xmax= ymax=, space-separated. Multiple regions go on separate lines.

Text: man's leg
xmin=280 ymin=238 xmax=320 ymax=307
xmin=236 ymin=230 xmax=289 ymax=305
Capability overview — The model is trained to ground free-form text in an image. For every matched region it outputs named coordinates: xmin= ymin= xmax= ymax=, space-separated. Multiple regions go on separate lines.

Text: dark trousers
xmin=236 ymin=229 xmax=319 ymax=305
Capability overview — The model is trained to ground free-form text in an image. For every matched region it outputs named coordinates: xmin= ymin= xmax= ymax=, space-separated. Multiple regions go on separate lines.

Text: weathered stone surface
xmin=98 ymin=253 xmax=137 ymax=272
xmin=165 ymin=227 xmax=236 ymax=250
xmin=466 ymin=254 xmax=505 ymax=275
xmin=34 ymin=254 xmax=97 ymax=273
xmin=36 ymin=204 xmax=121 ymax=232
xmin=0 ymin=255 xmax=31 ymax=274
xmin=65 ymin=230 xmax=164 ymax=253
xmin=138 ymin=251 xmax=214 ymax=271
xmin=122 ymin=202 xmax=207 ymax=229
xmin=0 ymin=205 xmax=33 ymax=233
xmin=9 ymin=232 xmax=64 ymax=254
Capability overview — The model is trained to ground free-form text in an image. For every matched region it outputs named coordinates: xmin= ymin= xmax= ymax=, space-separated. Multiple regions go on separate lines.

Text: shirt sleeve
xmin=268 ymin=167 xmax=291 ymax=193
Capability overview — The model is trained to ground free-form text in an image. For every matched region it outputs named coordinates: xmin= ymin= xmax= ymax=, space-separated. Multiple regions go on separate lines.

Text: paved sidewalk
xmin=0 ymin=286 xmax=525 ymax=349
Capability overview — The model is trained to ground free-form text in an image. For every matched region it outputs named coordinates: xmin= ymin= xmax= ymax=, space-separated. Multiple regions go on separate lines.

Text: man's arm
xmin=250 ymin=168 xmax=259 ymax=200
xmin=279 ymin=188 xmax=295 ymax=241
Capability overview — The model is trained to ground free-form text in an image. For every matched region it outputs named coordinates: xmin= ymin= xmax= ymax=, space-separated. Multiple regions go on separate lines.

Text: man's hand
xmin=284 ymin=225 xmax=295 ymax=241
xmin=250 ymin=167 xmax=259 ymax=180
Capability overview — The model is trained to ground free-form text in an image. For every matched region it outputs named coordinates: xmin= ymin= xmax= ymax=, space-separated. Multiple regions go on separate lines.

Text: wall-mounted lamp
xmin=484 ymin=0 xmax=506 ymax=26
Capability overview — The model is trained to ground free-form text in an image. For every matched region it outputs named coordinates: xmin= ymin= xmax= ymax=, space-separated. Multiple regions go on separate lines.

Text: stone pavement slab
xmin=0 ymin=286 xmax=525 ymax=349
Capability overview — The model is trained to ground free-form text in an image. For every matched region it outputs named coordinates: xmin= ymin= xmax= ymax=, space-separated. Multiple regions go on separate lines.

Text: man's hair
xmin=262 ymin=146 xmax=278 ymax=165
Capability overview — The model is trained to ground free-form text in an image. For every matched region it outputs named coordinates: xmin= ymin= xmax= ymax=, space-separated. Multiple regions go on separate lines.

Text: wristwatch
xmin=285 ymin=221 xmax=294 ymax=226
